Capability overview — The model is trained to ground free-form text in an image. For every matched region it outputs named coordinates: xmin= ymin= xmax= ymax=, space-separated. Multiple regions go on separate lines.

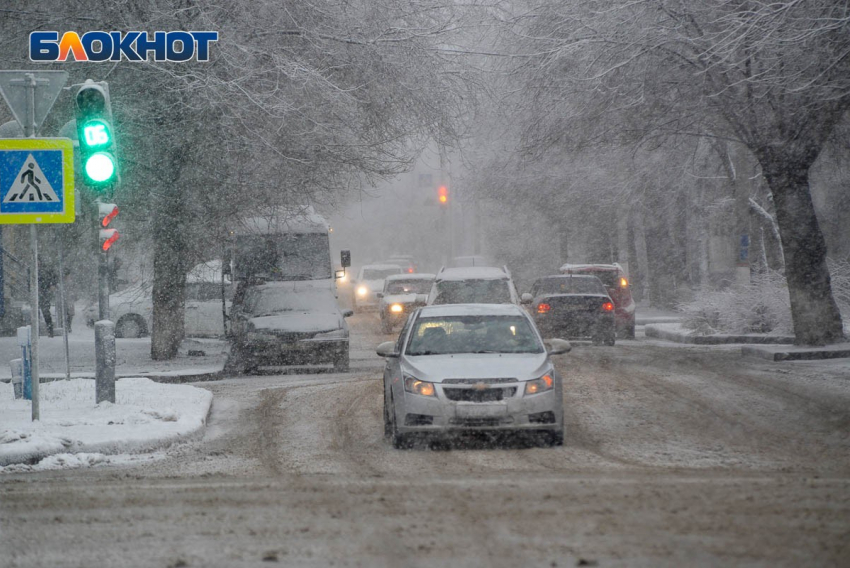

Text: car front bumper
xmin=395 ymin=386 xmax=562 ymax=435
xmin=240 ymin=337 xmax=348 ymax=364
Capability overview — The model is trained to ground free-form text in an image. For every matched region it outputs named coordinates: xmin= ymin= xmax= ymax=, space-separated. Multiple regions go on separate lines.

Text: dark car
xmin=226 ymin=282 xmax=353 ymax=373
xmin=528 ymin=275 xmax=616 ymax=345
xmin=559 ymin=263 xmax=636 ymax=338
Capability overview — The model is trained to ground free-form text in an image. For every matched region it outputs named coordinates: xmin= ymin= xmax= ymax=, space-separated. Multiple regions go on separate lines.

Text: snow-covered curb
xmin=645 ymin=322 xmax=795 ymax=345
xmin=0 ymin=377 xmax=213 ymax=468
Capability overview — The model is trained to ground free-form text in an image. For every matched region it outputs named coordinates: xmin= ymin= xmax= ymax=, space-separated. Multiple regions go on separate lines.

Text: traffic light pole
xmin=98 ymin=249 xmax=109 ymax=321
xmin=23 ymin=73 xmax=40 ymax=421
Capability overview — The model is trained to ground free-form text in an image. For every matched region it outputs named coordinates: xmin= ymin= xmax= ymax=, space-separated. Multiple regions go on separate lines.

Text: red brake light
xmin=537 ymin=303 xmax=551 ymax=314
xmin=602 ymin=301 xmax=614 ymax=312
xmin=407 ymin=268 xmax=414 ymax=273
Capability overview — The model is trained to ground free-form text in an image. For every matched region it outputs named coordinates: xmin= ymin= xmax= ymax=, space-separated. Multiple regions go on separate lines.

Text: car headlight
xmin=390 ymin=303 xmax=404 ymax=313
xmin=311 ymin=328 xmax=347 ymax=340
xmin=357 ymin=286 xmax=369 ymax=297
xmin=524 ymin=374 xmax=554 ymax=396
xmin=404 ymin=375 xmax=436 ymax=397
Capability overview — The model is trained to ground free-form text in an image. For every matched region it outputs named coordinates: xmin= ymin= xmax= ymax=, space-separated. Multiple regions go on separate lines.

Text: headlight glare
xmin=390 ymin=303 xmax=404 ymax=313
xmin=404 ymin=376 xmax=436 ymax=397
xmin=357 ymin=286 xmax=369 ymax=296
xmin=524 ymin=374 xmax=554 ymax=396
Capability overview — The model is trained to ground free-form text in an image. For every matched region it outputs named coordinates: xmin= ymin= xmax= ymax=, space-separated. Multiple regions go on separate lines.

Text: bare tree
xmin=494 ymin=0 xmax=849 ymax=344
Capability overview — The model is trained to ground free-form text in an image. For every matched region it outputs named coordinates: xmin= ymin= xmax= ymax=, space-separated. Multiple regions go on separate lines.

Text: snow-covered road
xmin=2 ymin=313 xmax=849 ymax=567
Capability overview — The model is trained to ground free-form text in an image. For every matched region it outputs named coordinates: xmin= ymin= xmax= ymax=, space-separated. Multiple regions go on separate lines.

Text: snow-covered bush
xmin=680 ymin=260 xmax=850 ymax=335
xmin=679 ymin=270 xmax=792 ymax=335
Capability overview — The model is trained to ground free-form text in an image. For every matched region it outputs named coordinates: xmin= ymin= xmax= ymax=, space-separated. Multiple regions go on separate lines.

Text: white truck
xmin=225 ymin=207 xmax=353 ymax=373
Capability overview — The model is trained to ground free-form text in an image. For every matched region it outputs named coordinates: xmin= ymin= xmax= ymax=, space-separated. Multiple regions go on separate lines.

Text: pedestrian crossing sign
xmin=0 ymin=138 xmax=74 ymax=224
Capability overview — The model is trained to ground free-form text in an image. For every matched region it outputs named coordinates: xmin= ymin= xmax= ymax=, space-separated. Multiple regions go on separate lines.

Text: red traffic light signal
xmin=99 ymin=229 xmax=120 ymax=252
xmin=438 ymin=185 xmax=448 ymax=206
xmin=98 ymin=202 xmax=118 ymax=227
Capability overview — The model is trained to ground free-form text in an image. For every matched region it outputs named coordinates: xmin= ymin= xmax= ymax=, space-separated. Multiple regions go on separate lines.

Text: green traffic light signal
xmin=84 ymin=152 xmax=116 ymax=183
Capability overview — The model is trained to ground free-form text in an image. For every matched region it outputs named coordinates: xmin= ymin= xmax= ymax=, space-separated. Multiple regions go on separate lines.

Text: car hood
xmin=402 ymin=352 xmax=551 ymax=383
xmin=249 ymin=312 xmax=341 ymax=333
xmin=361 ymin=279 xmax=385 ymax=290
xmin=382 ymin=293 xmax=420 ymax=304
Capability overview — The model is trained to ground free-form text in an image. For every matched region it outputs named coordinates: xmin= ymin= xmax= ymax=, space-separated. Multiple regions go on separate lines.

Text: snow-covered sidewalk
xmin=0 ymin=377 xmax=212 ymax=471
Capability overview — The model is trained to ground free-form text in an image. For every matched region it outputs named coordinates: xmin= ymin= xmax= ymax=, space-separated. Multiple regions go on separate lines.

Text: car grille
xmin=268 ymin=331 xmax=318 ymax=342
xmin=449 ymin=417 xmax=514 ymax=428
xmin=442 ymin=378 xmax=516 ymax=384
xmin=443 ymin=387 xmax=516 ymax=402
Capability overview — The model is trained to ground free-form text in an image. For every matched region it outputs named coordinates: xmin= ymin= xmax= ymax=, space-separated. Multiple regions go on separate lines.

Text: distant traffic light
xmin=438 ymin=185 xmax=448 ymax=208
xmin=97 ymin=202 xmax=119 ymax=251
xmin=75 ymin=81 xmax=118 ymax=187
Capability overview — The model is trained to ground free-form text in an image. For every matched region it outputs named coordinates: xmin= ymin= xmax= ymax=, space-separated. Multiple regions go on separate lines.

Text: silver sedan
xmin=377 ymin=303 xmax=571 ymax=448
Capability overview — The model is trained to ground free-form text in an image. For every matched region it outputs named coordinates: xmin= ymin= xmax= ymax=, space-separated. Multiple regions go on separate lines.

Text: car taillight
xmin=537 ymin=303 xmax=551 ymax=314
xmin=602 ymin=301 xmax=614 ymax=312
xmin=407 ymin=268 xmax=414 ymax=273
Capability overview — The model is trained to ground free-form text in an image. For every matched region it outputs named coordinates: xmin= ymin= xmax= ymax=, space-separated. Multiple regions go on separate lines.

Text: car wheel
xmin=604 ymin=334 xmax=616 ymax=346
xmin=389 ymin=394 xmax=411 ymax=450
xmin=591 ymin=335 xmax=603 ymax=346
xmin=380 ymin=317 xmax=392 ymax=334
xmin=115 ymin=314 xmax=147 ymax=338
xmin=626 ymin=322 xmax=636 ymax=339
xmin=548 ymin=429 xmax=564 ymax=447
xmin=383 ymin=388 xmax=392 ymax=439
xmin=333 ymin=350 xmax=350 ymax=372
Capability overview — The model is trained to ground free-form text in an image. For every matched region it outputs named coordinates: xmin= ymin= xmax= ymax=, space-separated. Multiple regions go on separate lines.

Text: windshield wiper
xmin=407 ymin=350 xmax=441 ymax=356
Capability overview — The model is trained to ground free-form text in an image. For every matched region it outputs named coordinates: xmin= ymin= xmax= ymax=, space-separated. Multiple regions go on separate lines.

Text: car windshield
xmin=245 ymin=288 xmax=336 ymax=316
xmin=406 ymin=315 xmax=543 ymax=355
xmin=433 ymin=279 xmax=512 ymax=304
xmin=362 ymin=268 xmax=401 ymax=280
xmin=533 ymin=277 xmax=606 ymax=296
xmin=385 ymin=279 xmax=432 ymax=294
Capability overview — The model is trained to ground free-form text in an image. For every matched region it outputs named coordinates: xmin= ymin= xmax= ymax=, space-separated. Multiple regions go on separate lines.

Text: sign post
xmin=0 ymin=70 xmax=70 ymax=422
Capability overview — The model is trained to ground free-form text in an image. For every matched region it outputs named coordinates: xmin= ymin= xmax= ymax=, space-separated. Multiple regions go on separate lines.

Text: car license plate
xmin=455 ymin=402 xmax=508 ymax=418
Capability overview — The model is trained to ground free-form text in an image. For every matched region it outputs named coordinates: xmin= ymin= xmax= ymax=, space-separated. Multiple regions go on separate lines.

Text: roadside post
xmin=17 ymin=325 xmax=32 ymax=400
xmin=94 ymin=320 xmax=115 ymax=404
xmin=0 ymin=70 xmax=72 ymax=421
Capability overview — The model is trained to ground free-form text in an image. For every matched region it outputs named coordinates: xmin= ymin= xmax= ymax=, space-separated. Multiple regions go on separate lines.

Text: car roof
xmin=559 ymin=262 xmax=625 ymax=274
xmin=436 ymin=266 xmax=510 ymax=281
xmin=385 ymin=273 xmax=435 ymax=282
xmin=417 ymin=303 xmax=526 ymax=318
xmin=536 ymin=274 xmax=601 ymax=281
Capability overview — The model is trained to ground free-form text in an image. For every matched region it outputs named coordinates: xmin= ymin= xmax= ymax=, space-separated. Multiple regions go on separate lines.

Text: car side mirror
xmin=342 ymin=309 xmax=354 ymax=318
xmin=521 ymin=293 xmax=533 ymax=304
xmin=340 ymin=250 xmax=351 ymax=268
xmin=376 ymin=292 xmax=384 ymax=299
xmin=376 ymin=341 xmax=399 ymax=357
xmin=546 ymin=338 xmax=572 ymax=355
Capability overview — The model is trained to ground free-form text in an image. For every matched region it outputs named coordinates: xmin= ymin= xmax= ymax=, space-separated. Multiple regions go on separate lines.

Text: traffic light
xmin=75 ymin=81 xmax=118 ymax=187
xmin=438 ymin=185 xmax=448 ymax=208
xmin=97 ymin=202 xmax=119 ymax=251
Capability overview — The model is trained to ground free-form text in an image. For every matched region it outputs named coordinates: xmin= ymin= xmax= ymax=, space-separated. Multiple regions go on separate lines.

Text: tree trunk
xmin=151 ymin=191 xmax=188 ymax=359
xmin=759 ymin=154 xmax=844 ymax=345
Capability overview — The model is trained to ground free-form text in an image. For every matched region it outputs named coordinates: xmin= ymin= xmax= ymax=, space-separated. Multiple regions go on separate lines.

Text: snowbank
xmin=0 ymin=377 xmax=212 ymax=469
